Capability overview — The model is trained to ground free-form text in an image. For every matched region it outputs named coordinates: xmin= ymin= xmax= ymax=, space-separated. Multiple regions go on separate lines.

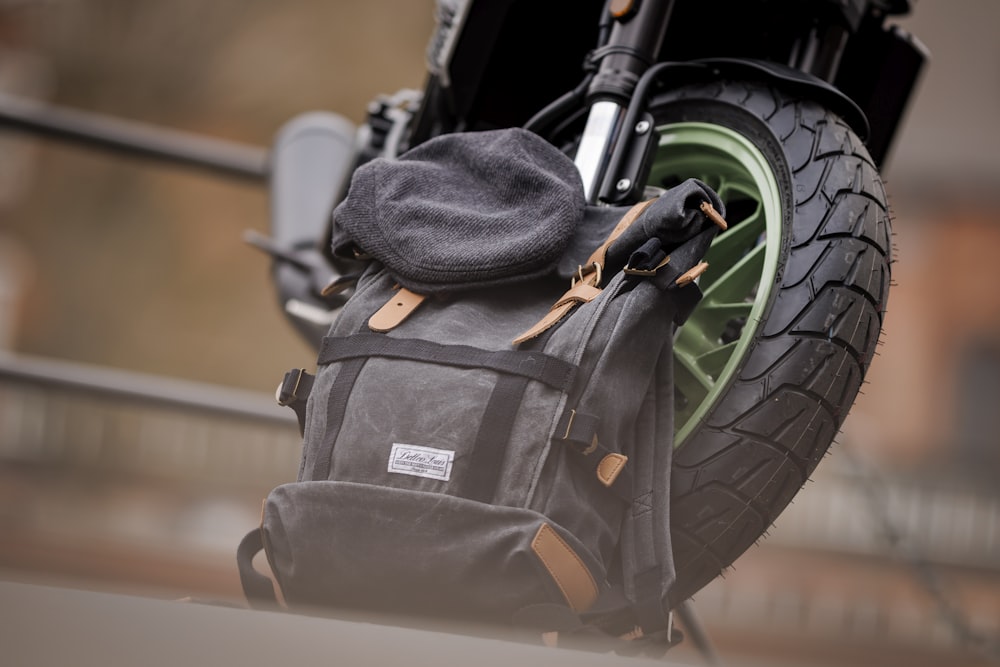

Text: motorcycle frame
xmin=0 ymin=0 xmax=926 ymax=343
xmin=410 ymin=0 xmax=924 ymax=203
xmin=0 ymin=0 xmax=924 ymax=183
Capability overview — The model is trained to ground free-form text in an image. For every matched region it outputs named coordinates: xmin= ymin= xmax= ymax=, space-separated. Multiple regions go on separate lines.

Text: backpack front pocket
xmin=261 ymin=481 xmax=607 ymax=626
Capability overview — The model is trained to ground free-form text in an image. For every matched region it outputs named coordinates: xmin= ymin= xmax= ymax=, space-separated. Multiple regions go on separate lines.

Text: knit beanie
xmin=332 ymin=128 xmax=585 ymax=294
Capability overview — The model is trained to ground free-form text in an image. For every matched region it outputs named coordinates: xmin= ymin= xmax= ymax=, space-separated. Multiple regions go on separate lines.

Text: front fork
xmin=573 ymin=0 xmax=675 ymax=204
xmin=575 ymin=100 xmax=629 ymax=202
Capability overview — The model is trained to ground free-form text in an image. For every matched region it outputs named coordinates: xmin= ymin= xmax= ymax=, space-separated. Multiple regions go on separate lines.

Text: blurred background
xmin=0 ymin=1 xmax=998 ymax=665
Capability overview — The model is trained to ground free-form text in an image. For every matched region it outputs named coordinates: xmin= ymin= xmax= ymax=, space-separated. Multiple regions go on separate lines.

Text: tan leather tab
xmin=554 ymin=282 xmax=602 ymax=309
xmin=675 ymin=262 xmax=709 ymax=287
xmin=596 ymin=453 xmax=628 ymax=487
xmin=368 ymin=287 xmax=426 ymax=332
xmin=700 ymin=200 xmax=729 ymax=230
xmin=531 ymin=523 xmax=599 ymax=613
xmin=512 ymin=282 xmax=602 ymax=345
xmin=512 ymin=301 xmax=575 ymax=345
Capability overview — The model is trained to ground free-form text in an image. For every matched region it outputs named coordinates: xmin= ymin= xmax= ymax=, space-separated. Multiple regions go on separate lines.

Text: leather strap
xmin=369 ymin=287 xmax=426 ymax=332
xmin=513 ymin=200 xmax=655 ymax=345
xmin=512 ymin=283 xmax=601 ymax=345
xmin=583 ymin=198 xmax=656 ymax=272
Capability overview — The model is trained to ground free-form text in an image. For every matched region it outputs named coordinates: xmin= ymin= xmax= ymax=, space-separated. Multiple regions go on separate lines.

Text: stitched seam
xmin=597 ymin=453 xmax=628 ymax=487
xmin=634 ymin=491 xmax=653 ymax=516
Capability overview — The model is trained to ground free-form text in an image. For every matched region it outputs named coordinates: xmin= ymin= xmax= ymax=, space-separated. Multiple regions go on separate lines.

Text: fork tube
xmin=575 ymin=100 xmax=627 ymax=203
xmin=588 ymin=0 xmax=675 ymax=103
xmin=574 ymin=0 xmax=676 ymax=203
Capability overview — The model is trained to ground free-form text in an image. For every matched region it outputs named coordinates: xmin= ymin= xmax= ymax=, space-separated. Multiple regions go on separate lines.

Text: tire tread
xmin=657 ymin=80 xmax=892 ymax=604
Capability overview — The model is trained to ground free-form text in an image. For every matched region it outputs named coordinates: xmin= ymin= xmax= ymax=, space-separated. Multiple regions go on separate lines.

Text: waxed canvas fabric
xmin=243 ymin=129 xmax=724 ymax=635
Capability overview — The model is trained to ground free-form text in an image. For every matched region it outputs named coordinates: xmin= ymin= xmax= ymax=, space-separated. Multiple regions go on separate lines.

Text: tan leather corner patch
xmin=596 ymin=453 xmax=628 ymax=487
xmin=368 ymin=287 xmax=426 ymax=332
xmin=531 ymin=523 xmax=598 ymax=613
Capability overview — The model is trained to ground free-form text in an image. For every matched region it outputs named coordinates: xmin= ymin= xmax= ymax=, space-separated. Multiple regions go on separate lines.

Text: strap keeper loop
xmin=276 ymin=368 xmax=307 ymax=406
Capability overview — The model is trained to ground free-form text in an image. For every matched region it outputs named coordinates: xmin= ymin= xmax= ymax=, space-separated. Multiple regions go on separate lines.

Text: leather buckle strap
xmin=513 ymin=199 xmax=653 ymax=346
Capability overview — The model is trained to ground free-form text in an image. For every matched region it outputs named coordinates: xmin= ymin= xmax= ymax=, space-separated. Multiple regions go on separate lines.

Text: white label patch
xmin=388 ymin=443 xmax=454 ymax=481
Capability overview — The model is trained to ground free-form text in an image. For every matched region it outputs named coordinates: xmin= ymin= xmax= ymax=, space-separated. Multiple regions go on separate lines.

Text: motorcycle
xmin=264 ymin=0 xmax=926 ymax=609
xmin=0 ymin=0 xmax=926 ymax=616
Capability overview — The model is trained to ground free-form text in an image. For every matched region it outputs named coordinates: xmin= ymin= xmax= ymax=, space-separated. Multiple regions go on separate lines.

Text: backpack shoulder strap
xmin=619 ymin=339 xmax=677 ymax=638
xmin=236 ymin=527 xmax=280 ymax=609
xmin=617 ymin=226 xmax=723 ymax=639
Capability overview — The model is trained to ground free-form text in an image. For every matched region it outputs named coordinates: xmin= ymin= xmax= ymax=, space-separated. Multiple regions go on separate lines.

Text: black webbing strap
xmin=633 ymin=224 xmax=718 ymax=326
xmin=318 ymin=333 xmax=577 ymax=390
xmin=236 ymin=528 xmax=279 ymax=609
xmin=649 ymin=225 xmax=719 ymax=326
xmin=309 ymin=334 xmax=577 ymax=483
xmin=460 ymin=375 xmax=531 ymax=502
xmin=309 ymin=358 xmax=366 ymax=481
xmin=622 ymin=340 xmax=678 ymax=636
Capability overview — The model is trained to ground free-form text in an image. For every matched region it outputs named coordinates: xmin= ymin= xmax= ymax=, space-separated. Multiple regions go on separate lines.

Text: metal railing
xmin=0 ymin=352 xmax=300 ymax=487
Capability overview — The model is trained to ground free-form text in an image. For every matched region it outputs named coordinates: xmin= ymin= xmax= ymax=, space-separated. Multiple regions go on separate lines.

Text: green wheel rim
xmin=647 ymin=122 xmax=783 ymax=446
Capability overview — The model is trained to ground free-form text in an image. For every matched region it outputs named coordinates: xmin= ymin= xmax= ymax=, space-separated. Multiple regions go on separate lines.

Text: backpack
xmin=237 ymin=128 xmax=724 ymax=649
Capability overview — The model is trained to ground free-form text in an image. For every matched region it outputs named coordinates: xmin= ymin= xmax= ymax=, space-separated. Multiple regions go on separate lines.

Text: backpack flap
xmin=616 ymin=211 xmax=724 ymax=639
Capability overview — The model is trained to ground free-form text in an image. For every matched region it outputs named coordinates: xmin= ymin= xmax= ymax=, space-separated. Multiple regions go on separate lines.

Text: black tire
xmin=647 ymin=79 xmax=893 ymax=605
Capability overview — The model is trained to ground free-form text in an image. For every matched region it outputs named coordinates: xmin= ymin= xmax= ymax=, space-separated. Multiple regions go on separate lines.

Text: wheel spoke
xmin=701 ymin=242 xmax=765 ymax=305
xmin=692 ymin=300 xmax=754 ymax=335
xmin=649 ymin=122 xmax=783 ymax=445
xmin=694 ymin=341 xmax=739 ymax=380
xmin=673 ymin=351 xmax=711 ymax=428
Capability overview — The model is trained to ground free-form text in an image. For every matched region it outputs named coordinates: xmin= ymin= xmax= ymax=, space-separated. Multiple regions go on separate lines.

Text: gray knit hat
xmin=332 ymin=128 xmax=585 ymax=294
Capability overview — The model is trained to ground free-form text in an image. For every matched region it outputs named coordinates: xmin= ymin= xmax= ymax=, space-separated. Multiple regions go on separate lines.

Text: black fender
xmin=600 ymin=57 xmax=870 ymax=203
xmin=688 ymin=58 xmax=870 ymax=141
xmin=599 ymin=58 xmax=870 ymax=204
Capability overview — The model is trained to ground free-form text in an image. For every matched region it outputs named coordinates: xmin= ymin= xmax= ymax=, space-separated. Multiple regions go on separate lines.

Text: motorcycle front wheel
xmin=648 ymin=79 xmax=893 ymax=604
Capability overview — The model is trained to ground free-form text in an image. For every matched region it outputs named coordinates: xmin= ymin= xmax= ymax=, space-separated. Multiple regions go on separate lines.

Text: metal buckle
xmin=571 ymin=262 xmax=603 ymax=287
xmin=624 ymin=255 xmax=670 ymax=276
xmin=561 ymin=409 xmax=599 ymax=455
xmin=275 ymin=368 xmax=305 ymax=406
xmin=580 ymin=435 xmax=599 ymax=456
xmin=561 ymin=409 xmax=578 ymax=439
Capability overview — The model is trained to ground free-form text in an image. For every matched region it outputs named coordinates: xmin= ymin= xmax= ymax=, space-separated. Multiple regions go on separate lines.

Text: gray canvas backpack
xmin=237 ymin=129 xmax=724 ymax=649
